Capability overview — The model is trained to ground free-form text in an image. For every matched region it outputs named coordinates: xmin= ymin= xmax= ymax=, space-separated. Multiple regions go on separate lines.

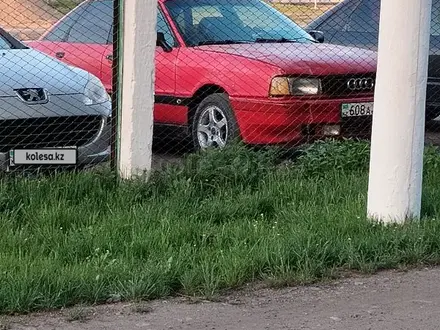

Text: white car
xmin=0 ymin=26 xmax=111 ymax=171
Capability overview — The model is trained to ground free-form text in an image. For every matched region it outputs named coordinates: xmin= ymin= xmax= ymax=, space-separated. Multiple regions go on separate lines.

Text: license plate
xmin=9 ymin=148 xmax=77 ymax=166
xmin=341 ymin=102 xmax=374 ymax=118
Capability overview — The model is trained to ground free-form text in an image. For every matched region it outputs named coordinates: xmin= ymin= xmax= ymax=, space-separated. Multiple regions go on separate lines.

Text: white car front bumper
xmin=0 ymin=95 xmax=112 ymax=171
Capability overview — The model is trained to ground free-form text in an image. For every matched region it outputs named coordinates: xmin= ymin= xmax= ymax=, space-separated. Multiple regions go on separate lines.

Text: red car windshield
xmin=164 ymin=0 xmax=315 ymax=46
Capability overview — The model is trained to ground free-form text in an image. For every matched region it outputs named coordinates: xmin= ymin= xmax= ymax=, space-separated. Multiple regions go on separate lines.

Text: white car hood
xmin=0 ymin=48 xmax=89 ymax=97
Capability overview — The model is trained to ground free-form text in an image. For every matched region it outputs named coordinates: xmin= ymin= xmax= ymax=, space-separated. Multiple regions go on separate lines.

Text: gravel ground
xmin=3 ymin=266 xmax=440 ymax=330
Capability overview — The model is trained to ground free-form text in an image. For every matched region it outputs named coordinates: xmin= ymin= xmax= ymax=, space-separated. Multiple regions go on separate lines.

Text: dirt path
xmin=3 ymin=266 xmax=440 ymax=330
xmin=0 ymin=0 xmax=61 ymax=29
xmin=0 ymin=0 xmax=62 ymax=39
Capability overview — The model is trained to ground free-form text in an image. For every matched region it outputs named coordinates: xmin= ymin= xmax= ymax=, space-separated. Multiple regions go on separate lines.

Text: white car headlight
xmin=290 ymin=78 xmax=321 ymax=96
xmin=83 ymin=74 xmax=110 ymax=105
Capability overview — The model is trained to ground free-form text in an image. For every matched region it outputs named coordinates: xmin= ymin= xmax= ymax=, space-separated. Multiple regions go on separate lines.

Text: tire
xmin=191 ymin=93 xmax=241 ymax=151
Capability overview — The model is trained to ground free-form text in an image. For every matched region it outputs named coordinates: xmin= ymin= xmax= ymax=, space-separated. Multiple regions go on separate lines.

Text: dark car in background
xmin=306 ymin=0 xmax=440 ymax=121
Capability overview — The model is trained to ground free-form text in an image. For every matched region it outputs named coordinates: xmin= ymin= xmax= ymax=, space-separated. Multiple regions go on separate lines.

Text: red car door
xmin=29 ymin=40 xmax=108 ymax=85
xmin=31 ymin=1 xmax=182 ymax=126
xmin=59 ymin=1 xmax=113 ymax=85
xmin=29 ymin=0 xmax=113 ymax=91
xmin=101 ymin=43 xmax=113 ymax=92
xmin=154 ymin=8 xmax=181 ymax=125
xmin=60 ymin=42 xmax=110 ymax=85
xmin=25 ymin=4 xmax=85 ymax=69
xmin=95 ymin=7 xmax=181 ymax=126
xmin=99 ymin=6 xmax=181 ymax=125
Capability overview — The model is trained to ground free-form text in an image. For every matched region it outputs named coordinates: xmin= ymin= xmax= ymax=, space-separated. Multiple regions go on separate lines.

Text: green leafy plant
xmin=294 ymin=139 xmax=371 ymax=176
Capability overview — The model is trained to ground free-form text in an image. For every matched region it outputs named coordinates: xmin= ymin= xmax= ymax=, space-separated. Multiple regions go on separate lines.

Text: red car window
xmin=66 ymin=0 xmax=113 ymax=44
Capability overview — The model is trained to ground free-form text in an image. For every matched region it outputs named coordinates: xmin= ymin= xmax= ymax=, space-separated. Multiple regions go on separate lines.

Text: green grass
xmin=0 ymin=140 xmax=440 ymax=314
xmin=46 ymin=0 xmax=81 ymax=14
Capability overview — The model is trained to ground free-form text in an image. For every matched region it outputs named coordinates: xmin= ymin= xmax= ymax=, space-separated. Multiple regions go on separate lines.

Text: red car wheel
xmin=191 ymin=93 xmax=241 ymax=150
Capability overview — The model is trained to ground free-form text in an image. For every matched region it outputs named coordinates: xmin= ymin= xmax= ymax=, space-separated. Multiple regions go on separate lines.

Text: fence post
xmin=117 ymin=0 xmax=156 ymax=179
xmin=367 ymin=0 xmax=432 ymax=223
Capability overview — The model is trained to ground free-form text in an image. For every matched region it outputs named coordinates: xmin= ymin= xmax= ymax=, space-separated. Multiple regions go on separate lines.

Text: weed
xmin=294 ymin=138 xmax=371 ymax=177
xmin=65 ymin=306 xmax=92 ymax=323
xmin=131 ymin=303 xmax=153 ymax=314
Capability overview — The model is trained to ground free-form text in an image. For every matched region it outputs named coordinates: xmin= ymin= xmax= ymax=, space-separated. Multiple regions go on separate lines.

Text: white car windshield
xmin=164 ymin=0 xmax=316 ymax=46
xmin=0 ymin=35 xmax=12 ymax=49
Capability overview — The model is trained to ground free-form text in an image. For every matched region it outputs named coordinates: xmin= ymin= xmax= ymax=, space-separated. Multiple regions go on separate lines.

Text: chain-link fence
xmin=0 ymin=0 xmax=439 ymax=173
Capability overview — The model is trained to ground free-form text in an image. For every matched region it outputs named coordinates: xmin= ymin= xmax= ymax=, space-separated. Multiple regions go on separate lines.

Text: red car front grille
xmin=321 ymin=73 xmax=376 ymax=98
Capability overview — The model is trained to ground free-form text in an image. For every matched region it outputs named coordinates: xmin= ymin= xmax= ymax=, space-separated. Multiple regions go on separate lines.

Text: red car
xmin=28 ymin=0 xmax=377 ymax=150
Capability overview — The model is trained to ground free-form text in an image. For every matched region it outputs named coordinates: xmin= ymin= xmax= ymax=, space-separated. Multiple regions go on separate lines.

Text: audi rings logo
xmin=347 ymin=78 xmax=375 ymax=91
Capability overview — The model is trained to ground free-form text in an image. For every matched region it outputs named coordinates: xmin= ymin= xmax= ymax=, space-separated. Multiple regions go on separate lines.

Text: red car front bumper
xmin=230 ymin=96 xmax=374 ymax=146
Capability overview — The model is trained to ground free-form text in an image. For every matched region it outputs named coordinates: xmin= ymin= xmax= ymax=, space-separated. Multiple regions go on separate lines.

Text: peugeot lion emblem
xmin=14 ymin=88 xmax=49 ymax=105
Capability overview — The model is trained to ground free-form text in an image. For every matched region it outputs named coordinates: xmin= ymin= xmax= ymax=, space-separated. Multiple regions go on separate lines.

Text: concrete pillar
xmin=118 ymin=0 xmax=156 ymax=179
xmin=367 ymin=0 xmax=432 ymax=223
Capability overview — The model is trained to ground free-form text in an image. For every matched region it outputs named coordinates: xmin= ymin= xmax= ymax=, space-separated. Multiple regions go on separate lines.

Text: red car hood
xmin=197 ymin=42 xmax=377 ymax=75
